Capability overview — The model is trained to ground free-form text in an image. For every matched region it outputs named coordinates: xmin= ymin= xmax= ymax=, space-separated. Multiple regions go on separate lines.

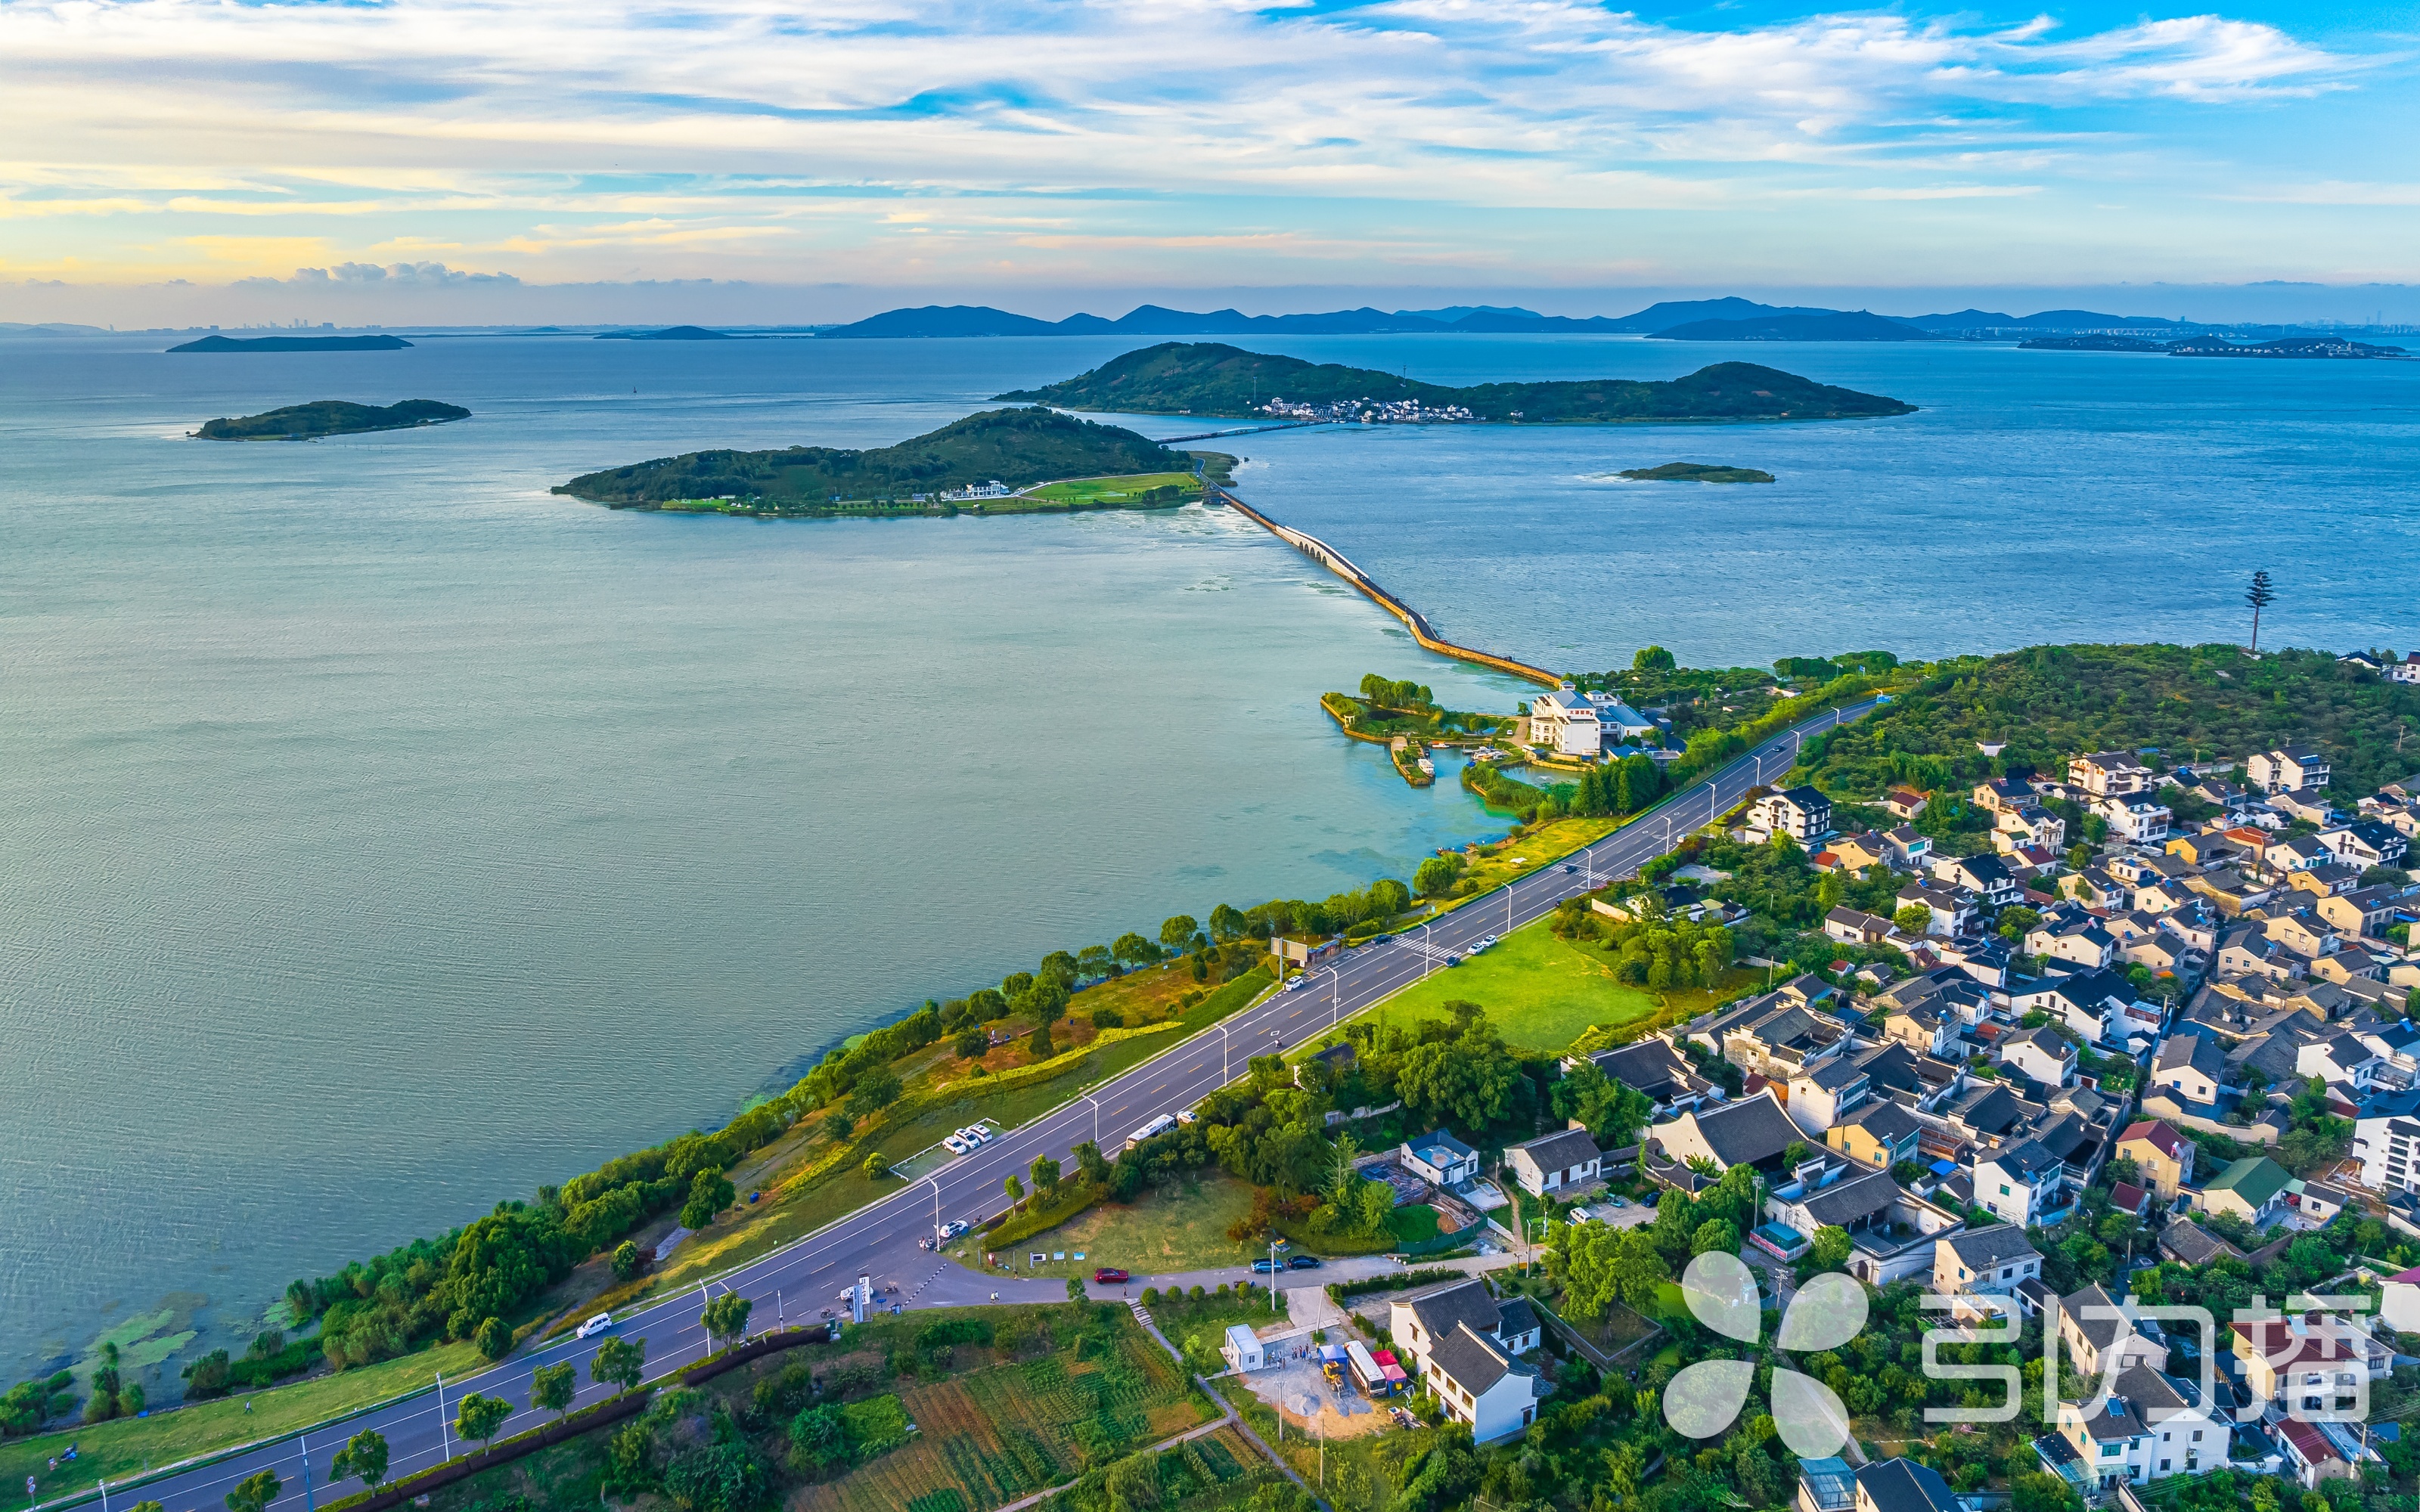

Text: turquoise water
xmin=2 ymin=329 xmax=2413 ymax=1380
xmin=0 ymin=333 xmax=1532 ymax=1379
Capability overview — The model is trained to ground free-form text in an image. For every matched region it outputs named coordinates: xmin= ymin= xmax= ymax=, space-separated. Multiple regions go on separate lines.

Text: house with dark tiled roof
xmin=2056 ymin=1283 xmax=2169 ymax=1379
xmin=1421 ymin=1321 xmax=1544 ymax=1442
xmin=2053 ymin=1365 xmax=2225 ymax=1486
xmin=1503 ymin=1127 xmax=1602 ymax=1198
xmin=1650 ymin=1088 xmax=1807 ymax=1176
xmin=2157 ymin=1218 xmax=2243 ymax=1267
xmin=1826 ymin=1098 xmax=1922 ymax=1170
xmin=1580 ymin=1034 xmax=1721 ymax=1115
xmin=1932 ymin=1225 xmax=2043 ymax=1316
xmin=1851 ymin=1459 xmax=1959 ymax=1512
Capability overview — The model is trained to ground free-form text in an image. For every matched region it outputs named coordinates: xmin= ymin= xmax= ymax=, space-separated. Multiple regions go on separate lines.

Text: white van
xmin=576 ymin=1312 xmax=615 ymax=1340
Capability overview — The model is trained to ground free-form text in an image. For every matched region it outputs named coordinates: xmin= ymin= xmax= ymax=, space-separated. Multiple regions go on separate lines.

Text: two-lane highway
xmin=97 ymin=696 xmax=1877 ymax=1512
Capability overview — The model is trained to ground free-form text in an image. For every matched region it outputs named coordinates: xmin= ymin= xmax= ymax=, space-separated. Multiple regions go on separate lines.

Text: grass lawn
xmin=1385 ymin=1205 xmax=1441 ymax=1245
xmin=1370 ymin=915 xmax=1660 ymax=1055
xmin=1150 ymin=1290 xmax=1293 ymax=1376
xmin=0 ymin=1338 xmax=486 ymax=1498
xmin=975 ymin=1173 xmax=1259 ymax=1280
xmin=1358 ymin=915 xmax=1765 ymax=1058
xmin=1434 ymin=816 xmax=1621 ymax=903
xmin=1019 ymin=472 xmax=1202 ymax=507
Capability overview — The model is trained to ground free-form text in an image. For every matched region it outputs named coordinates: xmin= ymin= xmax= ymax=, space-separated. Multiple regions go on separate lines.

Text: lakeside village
xmin=1259 ymin=395 xmax=1479 ymax=423
xmin=1286 ymin=683 xmax=2420 ymax=1492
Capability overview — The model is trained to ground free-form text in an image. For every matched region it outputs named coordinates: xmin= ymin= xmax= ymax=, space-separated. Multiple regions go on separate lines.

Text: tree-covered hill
xmin=1798 ymin=643 xmax=2420 ymax=798
xmin=994 ymin=342 xmax=1916 ymax=422
xmin=555 ymin=407 xmax=1190 ymax=507
xmin=196 ymin=398 xmax=468 ymax=439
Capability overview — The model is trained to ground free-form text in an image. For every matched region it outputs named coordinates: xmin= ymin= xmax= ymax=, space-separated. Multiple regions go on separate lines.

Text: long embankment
xmin=1212 ymin=486 xmax=1561 ymax=688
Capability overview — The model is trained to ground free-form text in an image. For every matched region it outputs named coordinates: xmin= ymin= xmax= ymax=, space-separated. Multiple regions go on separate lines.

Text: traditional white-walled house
xmin=2151 ymin=1033 xmax=2228 ymax=1108
xmin=2009 ymin=969 xmax=2142 ymax=1049
xmin=1387 ymin=1277 xmax=1541 ymax=1379
xmin=1581 ymin=1035 xmax=1723 ymax=1117
xmin=2321 ymin=819 xmax=2408 ymax=870
xmin=1785 ymin=1058 xmax=1873 ymax=1133
xmin=1651 ymin=1088 xmax=1807 ymax=1175
xmin=1423 ymin=1321 xmax=1544 ymax=1442
xmin=1503 ymin=1127 xmax=1602 ymax=1198
xmin=2092 ymin=792 xmax=2174 ymax=845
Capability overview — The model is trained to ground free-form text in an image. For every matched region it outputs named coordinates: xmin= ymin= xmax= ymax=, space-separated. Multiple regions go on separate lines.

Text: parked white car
xmin=967 ymin=1124 xmax=995 ymax=1144
xmin=942 ymin=1134 xmax=970 ymax=1154
xmin=576 ymin=1312 xmax=615 ymax=1340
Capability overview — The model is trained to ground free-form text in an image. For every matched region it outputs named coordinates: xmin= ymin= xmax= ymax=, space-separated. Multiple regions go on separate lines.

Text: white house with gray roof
xmin=1933 ymin=1226 xmax=2043 ymax=1316
xmin=1977 ymin=1139 xmax=2070 ymax=1228
xmin=1422 ymin=1321 xmax=1544 ymax=1442
xmin=1504 ymin=1127 xmax=1602 ymax=1198
xmin=1398 ymin=1129 xmax=1479 ymax=1188
xmin=1386 ymin=1276 xmax=1540 ymax=1381
xmin=1650 ymin=1087 xmax=1809 ymax=1175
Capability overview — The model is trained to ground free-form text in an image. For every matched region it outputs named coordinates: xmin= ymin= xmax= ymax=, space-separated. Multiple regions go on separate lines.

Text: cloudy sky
xmin=2 ymin=0 xmax=2415 ymax=320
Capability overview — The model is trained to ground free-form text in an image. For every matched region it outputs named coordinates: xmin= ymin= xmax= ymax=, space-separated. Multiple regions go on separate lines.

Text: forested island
xmin=555 ymin=406 xmax=1208 ymax=514
xmin=993 ymin=342 xmax=1914 ymax=422
xmin=1615 ymin=462 xmax=1774 ymax=482
xmin=167 ymin=334 xmax=414 ymax=353
xmin=194 ymin=399 xmax=470 ymax=440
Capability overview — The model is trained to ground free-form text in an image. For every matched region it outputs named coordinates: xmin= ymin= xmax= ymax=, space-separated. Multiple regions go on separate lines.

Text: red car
xmin=1093 ymin=1267 xmax=1131 ymax=1284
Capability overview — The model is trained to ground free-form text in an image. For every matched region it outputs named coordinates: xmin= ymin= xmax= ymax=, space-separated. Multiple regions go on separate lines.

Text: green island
xmin=29 ymin=638 xmax=2420 ymax=1512
xmin=166 ymin=333 xmax=414 ymax=353
xmin=994 ymin=341 xmax=1916 ymax=422
xmin=193 ymin=398 xmax=470 ymax=440
xmin=1614 ymin=462 xmax=1773 ymax=483
xmin=554 ymin=407 xmax=1225 ymax=516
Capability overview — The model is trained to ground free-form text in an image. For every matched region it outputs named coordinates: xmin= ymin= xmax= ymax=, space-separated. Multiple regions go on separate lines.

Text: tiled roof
xmin=2118 ymin=1120 xmax=2186 ymax=1158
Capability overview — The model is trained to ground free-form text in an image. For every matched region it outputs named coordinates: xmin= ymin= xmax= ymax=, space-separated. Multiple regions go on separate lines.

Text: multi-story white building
xmin=1754 ymin=786 xmax=1835 ymax=843
xmin=1528 ymin=687 xmax=1604 ymax=758
xmin=2053 ymin=1366 xmax=2226 ymax=1486
xmin=2250 ymin=747 xmax=2331 ymax=794
xmin=2351 ymin=1086 xmax=2420 ymax=1194
xmin=1976 ymin=1139 xmax=2068 ymax=1228
xmin=2092 ymin=792 xmax=2173 ymax=844
xmin=2071 ymin=751 xmax=2153 ymax=796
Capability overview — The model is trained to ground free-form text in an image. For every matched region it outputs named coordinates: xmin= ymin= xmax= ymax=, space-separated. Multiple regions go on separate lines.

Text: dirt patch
xmin=1233 ymin=1356 xmax=1393 ymax=1441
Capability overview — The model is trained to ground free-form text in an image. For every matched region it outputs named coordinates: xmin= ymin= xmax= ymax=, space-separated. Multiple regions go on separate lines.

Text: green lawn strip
xmin=1019 ymin=472 xmax=1202 ymax=506
xmin=1384 ymin=1206 xmax=1441 ymax=1245
xmin=1426 ymin=814 xmax=1621 ymax=915
xmin=976 ymin=1174 xmax=1260 ymax=1278
xmin=0 ymin=1339 xmax=486 ymax=1500
xmin=1364 ymin=915 xmax=1661 ymax=1055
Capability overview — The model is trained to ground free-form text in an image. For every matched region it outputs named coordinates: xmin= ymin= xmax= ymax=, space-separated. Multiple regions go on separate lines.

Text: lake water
xmin=2 ymin=330 xmax=2413 ymax=1380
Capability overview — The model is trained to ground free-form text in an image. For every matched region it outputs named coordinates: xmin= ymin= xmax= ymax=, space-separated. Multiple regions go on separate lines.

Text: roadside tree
xmin=330 ymin=1427 xmax=390 ymax=1491
xmin=529 ymin=1362 xmax=576 ymax=1422
xmin=454 ymin=1390 xmax=510 ymax=1451
xmin=474 ymin=1315 xmax=510 ymax=1362
xmin=591 ymin=1334 xmax=647 ymax=1392
xmin=1029 ymin=1155 xmax=1061 ymax=1202
xmin=703 ymin=1291 xmax=754 ymax=1349
xmin=860 ymin=1153 xmax=891 ymax=1182
xmin=226 ymin=1470 xmax=281 ymax=1512
xmin=612 ymin=1241 xmax=642 ymax=1281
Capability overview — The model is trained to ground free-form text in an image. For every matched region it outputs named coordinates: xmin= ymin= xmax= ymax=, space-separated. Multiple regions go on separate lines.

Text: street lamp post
xmin=1080 ymin=1090 xmax=1101 ymax=1147
xmin=436 ymin=1370 xmax=451 ymax=1461
xmin=1218 ymin=1023 xmax=1233 ymax=1083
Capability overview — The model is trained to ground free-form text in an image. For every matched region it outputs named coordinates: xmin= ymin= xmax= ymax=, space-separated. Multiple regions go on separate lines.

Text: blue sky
xmin=1 ymin=0 xmax=2415 ymax=322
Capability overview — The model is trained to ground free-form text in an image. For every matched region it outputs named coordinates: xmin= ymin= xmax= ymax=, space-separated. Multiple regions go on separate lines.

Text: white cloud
xmin=233 ymin=261 xmax=522 ymax=288
xmin=0 ymin=0 xmax=2397 ymax=287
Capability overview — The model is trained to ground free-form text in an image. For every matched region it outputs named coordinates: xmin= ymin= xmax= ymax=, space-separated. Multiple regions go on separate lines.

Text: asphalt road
xmin=90 ymin=696 xmax=1877 ymax=1512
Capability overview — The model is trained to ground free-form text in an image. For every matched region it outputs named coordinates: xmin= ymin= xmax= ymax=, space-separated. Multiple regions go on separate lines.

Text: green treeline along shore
xmin=993 ymin=340 xmax=1917 ymax=422
xmin=194 ymin=399 xmax=470 ymax=440
xmin=554 ymin=407 xmax=1227 ymax=517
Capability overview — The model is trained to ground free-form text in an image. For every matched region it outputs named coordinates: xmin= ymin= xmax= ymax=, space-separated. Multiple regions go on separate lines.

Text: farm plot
xmin=796 ymin=1327 xmax=1211 ymax=1512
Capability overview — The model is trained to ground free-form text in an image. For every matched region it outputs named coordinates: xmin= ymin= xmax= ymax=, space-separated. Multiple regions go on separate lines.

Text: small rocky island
xmin=557 ymin=406 xmax=1218 ymax=516
xmin=1615 ymin=463 xmax=1774 ymax=483
xmin=194 ymin=399 xmax=470 ymax=440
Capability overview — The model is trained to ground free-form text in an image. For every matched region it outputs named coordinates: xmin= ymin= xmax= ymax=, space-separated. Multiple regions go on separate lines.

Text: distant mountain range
xmin=818 ymin=299 xmax=2240 ymax=342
